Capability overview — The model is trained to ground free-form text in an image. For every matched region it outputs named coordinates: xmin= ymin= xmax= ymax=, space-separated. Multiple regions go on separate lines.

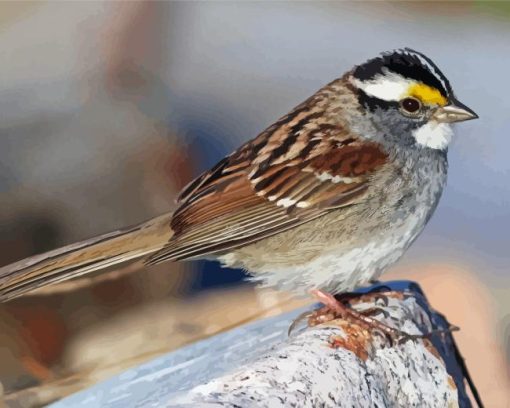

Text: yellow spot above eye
xmin=407 ymin=83 xmax=448 ymax=106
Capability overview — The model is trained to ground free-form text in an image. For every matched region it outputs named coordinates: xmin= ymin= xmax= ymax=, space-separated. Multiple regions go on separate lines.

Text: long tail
xmin=0 ymin=213 xmax=173 ymax=302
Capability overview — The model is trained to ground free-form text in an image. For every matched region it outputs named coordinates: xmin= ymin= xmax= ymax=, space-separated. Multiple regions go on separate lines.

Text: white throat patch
xmin=412 ymin=121 xmax=452 ymax=150
xmin=351 ymin=71 xmax=414 ymax=102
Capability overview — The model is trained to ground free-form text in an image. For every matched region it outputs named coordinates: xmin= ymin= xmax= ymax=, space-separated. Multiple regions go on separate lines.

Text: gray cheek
xmin=368 ymin=109 xmax=422 ymax=147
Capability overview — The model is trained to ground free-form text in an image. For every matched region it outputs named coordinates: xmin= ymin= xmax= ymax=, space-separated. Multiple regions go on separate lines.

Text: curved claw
xmin=371 ymin=327 xmax=394 ymax=347
xmin=396 ymin=324 xmax=461 ymax=345
xmin=396 ymin=332 xmax=421 ymax=345
xmin=288 ymin=310 xmax=314 ymax=337
xmin=448 ymin=324 xmax=460 ymax=332
xmin=372 ymin=294 xmax=390 ymax=307
xmin=357 ymin=306 xmax=390 ymax=319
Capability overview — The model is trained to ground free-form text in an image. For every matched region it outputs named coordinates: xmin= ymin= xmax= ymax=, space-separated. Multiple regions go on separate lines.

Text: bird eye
xmin=400 ymin=97 xmax=422 ymax=114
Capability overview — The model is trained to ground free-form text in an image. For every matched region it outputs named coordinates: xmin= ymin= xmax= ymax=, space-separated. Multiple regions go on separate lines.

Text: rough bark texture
xmin=46 ymin=281 xmax=472 ymax=408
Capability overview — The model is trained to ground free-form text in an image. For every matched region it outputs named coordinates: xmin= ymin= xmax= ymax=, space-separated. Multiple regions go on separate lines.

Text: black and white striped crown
xmin=352 ymin=48 xmax=452 ymax=99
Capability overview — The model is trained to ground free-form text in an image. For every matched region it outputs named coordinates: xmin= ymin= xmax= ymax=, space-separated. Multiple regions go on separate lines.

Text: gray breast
xmin=219 ymin=150 xmax=447 ymax=294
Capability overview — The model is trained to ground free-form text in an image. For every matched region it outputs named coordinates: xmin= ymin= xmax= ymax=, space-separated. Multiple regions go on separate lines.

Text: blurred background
xmin=0 ymin=1 xmax=509 ymax=406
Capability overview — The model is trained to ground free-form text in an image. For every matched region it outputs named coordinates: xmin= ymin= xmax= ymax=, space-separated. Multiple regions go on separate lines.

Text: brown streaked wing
xmin=145 ymin=135 xmax=388 ymax=265
xmin=252 ymin=140 xmax=388 ymax=210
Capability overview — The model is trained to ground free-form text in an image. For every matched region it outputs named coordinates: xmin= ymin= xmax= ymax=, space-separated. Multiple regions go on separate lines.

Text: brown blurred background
xmin=0 ymin=2 xmax=509 ymax=407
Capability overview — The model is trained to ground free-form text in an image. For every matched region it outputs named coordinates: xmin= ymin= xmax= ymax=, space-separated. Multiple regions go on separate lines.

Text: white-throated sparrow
xmin=0 ymin=49 xmax=477 ymax=305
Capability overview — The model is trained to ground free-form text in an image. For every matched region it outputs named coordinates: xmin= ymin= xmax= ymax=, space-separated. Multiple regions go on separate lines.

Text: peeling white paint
xmin=170 ymin=295 xmax=459 ymax=408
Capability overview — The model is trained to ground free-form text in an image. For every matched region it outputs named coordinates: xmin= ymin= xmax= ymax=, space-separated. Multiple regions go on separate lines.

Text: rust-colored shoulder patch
xmin=308 ymin=142 xmax=388 ymax=178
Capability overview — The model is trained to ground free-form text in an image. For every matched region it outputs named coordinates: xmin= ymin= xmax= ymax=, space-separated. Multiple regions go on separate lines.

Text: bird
xmin=0 ymin=48 xmax=477 ymax=326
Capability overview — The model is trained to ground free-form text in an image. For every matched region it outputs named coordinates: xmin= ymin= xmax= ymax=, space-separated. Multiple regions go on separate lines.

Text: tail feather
xmin=0 ymin=213 xmax=173 ymax=302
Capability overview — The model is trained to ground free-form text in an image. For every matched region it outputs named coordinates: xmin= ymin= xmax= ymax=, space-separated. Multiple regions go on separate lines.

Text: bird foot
xmin=293 ymin=289 xmax=458 ymax=346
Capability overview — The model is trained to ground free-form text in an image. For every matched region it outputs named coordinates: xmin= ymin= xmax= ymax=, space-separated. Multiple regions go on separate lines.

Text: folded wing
xmin=146 ymin=119 xmax=388 ymax=264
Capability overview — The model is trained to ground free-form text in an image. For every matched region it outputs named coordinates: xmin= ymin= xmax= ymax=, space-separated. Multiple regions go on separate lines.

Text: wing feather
xmin=146 ymin=117 xmax=388 ymax=265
